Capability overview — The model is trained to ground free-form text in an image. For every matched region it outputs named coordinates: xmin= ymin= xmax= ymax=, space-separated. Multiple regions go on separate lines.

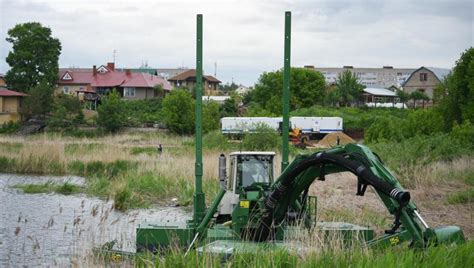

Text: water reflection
xmin=0 ymin=173 xmax=190 ymax=266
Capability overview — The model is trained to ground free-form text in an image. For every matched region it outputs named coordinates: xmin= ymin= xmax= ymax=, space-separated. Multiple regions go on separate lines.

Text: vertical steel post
xmin=194 ymin=14 xmax=206 ymax=225
xmin=281 ymin=11 xmax=291 ymax=172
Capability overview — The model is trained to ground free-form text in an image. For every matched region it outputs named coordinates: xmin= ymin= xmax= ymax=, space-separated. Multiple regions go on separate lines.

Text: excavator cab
xmin=216 ymin=152 xmax=275 ymax=221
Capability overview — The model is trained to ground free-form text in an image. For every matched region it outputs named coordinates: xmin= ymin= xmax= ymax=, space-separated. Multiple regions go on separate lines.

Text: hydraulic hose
xmin=255 ymin=151 xmax=410 ymax=242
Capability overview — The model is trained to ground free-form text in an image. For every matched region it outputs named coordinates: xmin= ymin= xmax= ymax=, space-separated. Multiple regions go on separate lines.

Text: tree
xmin=220 ymin=92 xmax=241 ymax=117
xmin=161 ymin=89 xmax=195 ymax=134
xmin=5 ymin=22 xmax=61 ymax=92
xmin=439 ymin=47 xmax=474 ymax=126
xmin=410 ymin=91 xmax=429 ymax=109
xmin=153 ymin=84 xmax=165 ymax=99
xmin=97 ymin=90 xmax=126 ymax=132
xmin=21 ymin=82 xmax=54 ymax=118
xmin=219 ymin=82 xmax=239 ymax=92
xmin=396 ymin=90 xmax=410 ymax=108
xmin=203 ymin=101 xmax=220 ymax=133
xmin=334 ymin=70 xmax=364 ymax=107
xmin=252 ymin=68 xmax=326 ymax=114
xmin=48 ymin=94 xmax=84 ymax=128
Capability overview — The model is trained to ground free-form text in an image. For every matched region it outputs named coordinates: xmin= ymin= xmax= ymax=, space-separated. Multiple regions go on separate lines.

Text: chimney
xmin=303 ymin=65 xmax=315 ymax=69
xmin=93 ymin=65 xmax=97 ymax=76
xmin=107 ymin=62 xmax=115 ymax=71
xmin=125 ymin=69 xmax=131 ymax=75
xmin=343 ymin=65 xmax=353 ymax=69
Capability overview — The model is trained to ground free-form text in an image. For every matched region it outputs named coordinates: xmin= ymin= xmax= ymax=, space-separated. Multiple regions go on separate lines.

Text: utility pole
xmin=193 ymin=14 xmax=205 ymax=226
xmin=281 ymin=11 xmax=291 ymax=172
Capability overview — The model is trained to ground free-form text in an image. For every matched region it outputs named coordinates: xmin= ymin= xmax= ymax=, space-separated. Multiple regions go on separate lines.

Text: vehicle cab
xmin=216 ymin=152 xmax=276 ymax=220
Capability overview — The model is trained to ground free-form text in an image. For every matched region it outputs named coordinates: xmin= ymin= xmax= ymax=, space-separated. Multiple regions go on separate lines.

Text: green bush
xmin=0 ymin=121 xmax=20 ymax=134
xmin=203 ymin=130 xmax=229 ymax=150
xmin=242 ymin=125 xmax=280 ymax=151
xmin=97 ymin=90 xmax=126 ymax=132
xmin=161 ymin=89 xmax=195 ymax=134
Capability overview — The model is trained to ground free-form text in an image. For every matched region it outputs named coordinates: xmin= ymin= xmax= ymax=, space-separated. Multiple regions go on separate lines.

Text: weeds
xmin=447 ymin=189 xmax=474 ymax=204
xmin=14 ymin=181 xmax=82 ymax=195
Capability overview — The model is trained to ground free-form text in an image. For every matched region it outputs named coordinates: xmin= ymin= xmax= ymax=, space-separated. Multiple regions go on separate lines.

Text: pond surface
xmin=0 ymin=173 xmax=190 ymax=266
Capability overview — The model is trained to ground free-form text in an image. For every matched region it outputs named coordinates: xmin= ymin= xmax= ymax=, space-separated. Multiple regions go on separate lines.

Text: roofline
xmin=402 ymin=66 xmax=441 ymax=87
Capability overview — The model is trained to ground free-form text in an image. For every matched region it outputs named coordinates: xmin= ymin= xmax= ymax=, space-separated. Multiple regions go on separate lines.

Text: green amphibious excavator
xmin=135 ymin=12 xmax=465 ymax=255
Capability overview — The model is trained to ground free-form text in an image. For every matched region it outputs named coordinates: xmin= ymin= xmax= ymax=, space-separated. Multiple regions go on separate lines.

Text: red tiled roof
xmin=168 ymin=69 xmax=221 ymax=83
xmin=121 ymin=72 xmax=172 ymax=90
xmin=0 ymin=88 xmax=27 ymax=97
xmin=57 ymin=68 xmax=172 ymax=90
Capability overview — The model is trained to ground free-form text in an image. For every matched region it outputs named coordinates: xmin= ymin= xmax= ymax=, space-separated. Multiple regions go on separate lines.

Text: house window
xmin=417 ymin=88 xmax=425 ymax=93
xmin=208 ymin=83 xmax=211 ymax=89
xmin=63 ymin=86 xmax=70 ymax=94
xmin=420 ymin=73 xmax=428 ymax=81
xmin=124 ymin=87 xmax=136 ymax=97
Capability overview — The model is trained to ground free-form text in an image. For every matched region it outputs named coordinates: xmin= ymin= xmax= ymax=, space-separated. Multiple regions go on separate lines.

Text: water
xmin=0 ymin=173 xmax=190 ymax=266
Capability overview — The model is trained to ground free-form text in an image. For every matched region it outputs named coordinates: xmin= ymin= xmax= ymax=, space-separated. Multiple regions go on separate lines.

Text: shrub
xmin=203 ymin=130 xmax=229 ymax=150
xmin=161 ymin=89 xmax=195 ymax=134
xmin=97 ymin=90 xmax=126 ymax=132
xmin=242 ymin=124 xmax=280 ymax=151
xmin=0 ymin=121 xmax=20 ymax=134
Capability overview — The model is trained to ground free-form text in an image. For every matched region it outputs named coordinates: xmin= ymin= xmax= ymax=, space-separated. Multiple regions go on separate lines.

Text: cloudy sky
xmin=1 ymin=0 xmax=472 ymax=86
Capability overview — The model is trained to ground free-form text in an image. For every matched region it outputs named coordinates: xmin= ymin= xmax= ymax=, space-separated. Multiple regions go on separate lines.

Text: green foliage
xmin=203 ymin=100 xmax=220 ymax=133
xmin=122 ymin=98 xmax=162 ymax=124
xmin=439 ymin=47 xmax=474 ymax=127
xmin=48 ymin=94 xmax=84 ymax=129
xmin=410 ymin=90 xmax=430 ymax=108
xmin=366 ymin=109 xmax=444 ymax=143
xmin=136 ymin=241 xmax=474 ymax=267
xmin=334 ymin=70 xmax=365 ymax=106
xmin=219 ymin=81 xmax=239 ymax=92
xmin=5 ymin=22 xmax=61 ymax=92
xmin=130 ymin=146 xmax=159 ymax=155
xmin=396 ymin=90 xmax=410 ymax=106
xmin=97 ymin=90 xmax=126 ymax=132
xmin=161 ymin=89 xmax=195 ymax=134
xmin=252 ymin=68 xmax=326 ymax=114
xmin=369 ymin=132 xmax=474 ymax=185
xmin=203 ymin=130 xmax=229 ymax=150
xmin=220 ymin=92 xmax=241 ymax=117
xmin=244 ymin=103 xmax=277 ymax=117
xmin=160 ymin=89 xmax=219 ymax=134
xmin=292 ymin=106 xmax=410 ymax=130
xmin=21 ymin=82 xmax=55 ymax=118
xmin=14 ymin=181 xmax=82 ymax=195
xmin=447 ymin=189 xmax=474 ymax=204
xmin=68 ymin=160 xmax=136 ymax=178
xmin=0 ymin=121 xmax=20 ymax=134
xmin=242 ymin=125 xmax=280 ymax=151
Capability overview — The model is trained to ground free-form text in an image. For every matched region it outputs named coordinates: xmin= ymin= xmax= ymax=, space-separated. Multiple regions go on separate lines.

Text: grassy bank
xmin=117 ymin=240 xmax=474 ymax=267
xmin=0 ymin=132 xmax=224 ymax=210
xmin=1 ymin=130 xmax=472 ymax=223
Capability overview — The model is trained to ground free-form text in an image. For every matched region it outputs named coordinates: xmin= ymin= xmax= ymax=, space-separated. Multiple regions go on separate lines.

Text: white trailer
xmin=290 ymin=116 xmax=343 ymax=134
xmin=220 ymin=117 xmax=281 ymax=134
xmin=221 ymin=116 xmax=343 ymax=135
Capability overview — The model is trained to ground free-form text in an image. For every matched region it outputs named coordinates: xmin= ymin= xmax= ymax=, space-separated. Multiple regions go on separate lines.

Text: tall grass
xmin=129 ymin=240 xmax=474 ymax=267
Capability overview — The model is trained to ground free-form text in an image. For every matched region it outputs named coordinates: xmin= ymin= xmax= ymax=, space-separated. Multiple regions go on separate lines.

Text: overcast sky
xmin=1 ymin=0 xmax=472 ymax=86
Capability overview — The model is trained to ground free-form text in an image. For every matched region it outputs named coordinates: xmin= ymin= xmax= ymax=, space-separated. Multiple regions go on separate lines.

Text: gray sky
xmin=1 ymin=0 xmax=473 ymax=86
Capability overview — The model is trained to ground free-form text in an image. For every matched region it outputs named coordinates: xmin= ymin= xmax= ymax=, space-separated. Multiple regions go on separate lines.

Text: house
xmin=361 ymin=87 xmax=405 ymax=108
xmin=56 ymin=62 xmax=172 ymax=100
xmin=167 ymin=69 xmax=221 ymax=95
xmin=0 ymin=87 xmax=27 ymax=123
xmin=401 ymin=66 xmax=449 ymax=99
xmin=235 ymin=85 xmax=251 ymax=96
xmin=0 ymin=74 xmax=6 ymax=87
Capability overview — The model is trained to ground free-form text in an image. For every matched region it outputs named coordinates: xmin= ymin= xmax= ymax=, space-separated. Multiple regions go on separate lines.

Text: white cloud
xmin=1 ymin=0 xmax=472 ymax=86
